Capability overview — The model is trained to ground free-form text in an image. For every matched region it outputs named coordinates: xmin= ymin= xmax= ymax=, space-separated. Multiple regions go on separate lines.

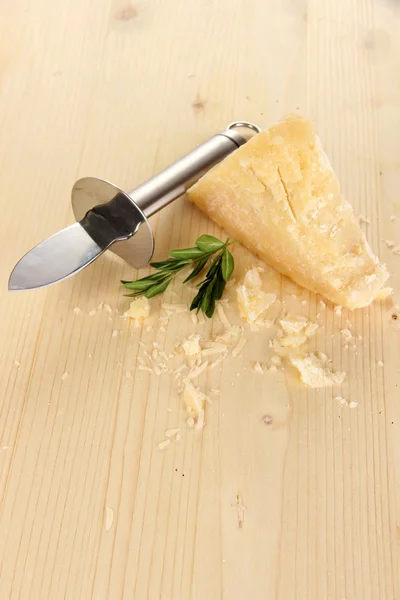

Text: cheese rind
xmin=188 ymin=115 xmax=389 ymax=309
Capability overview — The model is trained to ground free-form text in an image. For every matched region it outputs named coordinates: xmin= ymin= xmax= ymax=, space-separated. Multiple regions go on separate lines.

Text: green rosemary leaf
xmin=169 ymin=247 xmax=205 ymax=260
xmin=183 ymin=256 xmax=208 ymax=283
xmin=144 ymin=275 xmax=173 ymax=299
xmin=221 ymin=248 xmax=235 ymax=281
xmin=195 ymin=234 xmax=225 ymax=253
xmin=213 ymin=274 xmax=226 ymax=300
xmin=121 ymin=234 xmax=235 ymax=318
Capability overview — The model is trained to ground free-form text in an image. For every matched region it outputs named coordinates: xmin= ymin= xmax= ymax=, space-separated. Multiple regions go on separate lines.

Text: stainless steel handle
xmin=128 ymin=129 xmax=247 ymax=218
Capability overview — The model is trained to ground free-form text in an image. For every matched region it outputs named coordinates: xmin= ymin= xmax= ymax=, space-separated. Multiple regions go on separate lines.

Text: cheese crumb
xmin=236 ymin=267 xmax=276 ymax=324
xmin=61 ymin=372 xmax=69 ymax=381
xmin=274 ymin=314 xmax=318 ymax=350
xmin=348 ymin=401 xmax=359 ymax=409
xmin=188 ymin=360 xmax=209 ymax=380
xmin=217 ymin=303 xmax=232 ymax=328
xmin=290 ymin=353 xmax=346 ymax=388
xmin=392 ymin=245 xmax=400 ymax=255
xmin=201 ymin=342 xmax=228 ymax=358
xmin=335 ymin=396 xmax=348 ymax=407
xmin=158 ymin=439 xmax=170 ymax=450
xmin=253 ymin=362 xmax=264 ymax=374
xmin=105 ymin=507 xmax=114 ymax=531
xmin=377 ymin=360 xmax=384 ymax=367
xmin=182 ymin=381 xmax=209 ymax=428
xmin=73 ymin=307 xmax=81 ymax=315
xmin=182 ymin=334 xmax=201 ymax=358
xmin=217 ymin=326 xmax=242 ymax=343
xmin=279 ymin=314 xmax=308 ymax=334
xmin=340 ymin=328 xmax=352 ymax=342
xmin=358 ymin=215 xmax=370 ymax=225
xmin=334 ymin=305 xmax=342 ymax=316
xmin=126 ymin=297 xmax=151 ymax=322
xmin=270 ymin=355 xmax=282 ymax=367
xmin=89 ymin=309 xmax=96 ymax=317
xmin=232 ymin=337 xmax=247 ymax=358
xmin=165 ymin=428 xmax=181 ymax=438
xmin=385 ymin=240 xmax=395 ymax=248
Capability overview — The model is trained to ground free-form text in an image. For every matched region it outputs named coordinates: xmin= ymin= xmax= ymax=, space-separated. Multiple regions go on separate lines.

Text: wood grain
xmin=0 ymin=0 xmax=399 ymax=598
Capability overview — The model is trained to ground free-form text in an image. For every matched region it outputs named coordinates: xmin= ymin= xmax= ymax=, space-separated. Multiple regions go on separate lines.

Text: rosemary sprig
xmin=121 ymin=235 xmax=235 ymax=317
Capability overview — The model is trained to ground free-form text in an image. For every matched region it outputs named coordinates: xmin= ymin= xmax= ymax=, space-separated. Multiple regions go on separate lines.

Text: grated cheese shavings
xmin=232 ymin=337 xmax=247 ymax=358
xmin=158 ymin=439 xmax=170 ymax=450
xmin=201 ymin=342 xmax=228 ymax=357
xmin=188 ymin=360 xmax=209 ymax=380
xmin=217 ymin=303 xmax=231 ymax=328
xmin=165 ymin=428 xmax=181 ymax=438
xmin=210 ymin=354 xmax=227 ymax=370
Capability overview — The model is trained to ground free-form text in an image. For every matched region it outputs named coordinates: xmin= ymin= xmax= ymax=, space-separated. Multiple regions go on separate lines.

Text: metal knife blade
xmin=8 ymin=222 xmax=107 ymax=291
xmin=9 ymin=190 xmax=146 ymax=291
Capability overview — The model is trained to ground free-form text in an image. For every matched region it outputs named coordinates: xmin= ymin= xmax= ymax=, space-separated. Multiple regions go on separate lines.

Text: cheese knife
xmin=9 ymin=121 xmax=260 ymax=291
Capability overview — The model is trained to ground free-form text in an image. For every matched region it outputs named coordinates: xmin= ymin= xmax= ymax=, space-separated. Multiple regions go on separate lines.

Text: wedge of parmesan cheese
xmin=290 ymin=353 xmax=346 ymax=388
xmin=236 ymin=267 xmax=276 ymax=323
xmin=188 ymin=115 xmax=389 ymax=309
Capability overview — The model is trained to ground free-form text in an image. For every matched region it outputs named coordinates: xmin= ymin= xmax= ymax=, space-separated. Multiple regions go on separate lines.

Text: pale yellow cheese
xmin=290 ymin=353 xmax=346 ymax=388
xmin=271 ymin=313 xmax=318 ymax=352
xmin=182 ymin=334 xmax=201 ymax=357
xmin=188 ymin=115 xmax=389 ymax=309
xmin=236 ymin=267 xmax=276 ymax=323
xmin=125 ymin=297 xmax=151 ymax=321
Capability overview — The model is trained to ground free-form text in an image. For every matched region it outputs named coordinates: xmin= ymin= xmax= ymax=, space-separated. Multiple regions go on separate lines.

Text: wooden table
xmin=1 ymin=1 xmax=399 ymax=598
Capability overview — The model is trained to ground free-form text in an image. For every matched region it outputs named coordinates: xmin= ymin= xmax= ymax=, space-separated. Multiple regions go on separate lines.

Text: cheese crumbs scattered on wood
xmin=290 ymin=353 xmax=346 ymax=388
xmin=125 ymin=297 xmax=151 ymax=324
xmin=236 ymin=267 xmax=276 ymax=325
xmin=120 ymin=249 xmax=384 ymax=436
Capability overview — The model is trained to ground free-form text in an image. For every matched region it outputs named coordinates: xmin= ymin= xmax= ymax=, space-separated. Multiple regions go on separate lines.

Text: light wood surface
xmin=1 ymin=0 xmax=400 ymax=598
